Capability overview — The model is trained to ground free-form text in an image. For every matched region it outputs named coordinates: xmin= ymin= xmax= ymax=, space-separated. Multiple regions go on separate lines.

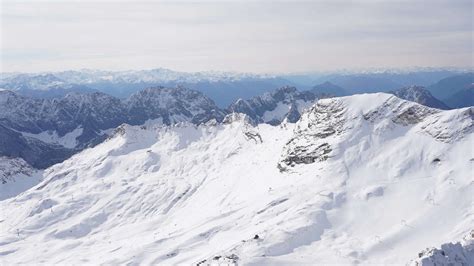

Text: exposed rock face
xmin=0 ymin=87 xmax=225 ymax=168
xmin=228 ymin=86 xmax=317 ymax=125
xmin=389 ymin=85 xmax=450 ymax=110
xmin=278 ymin=97 xmax=346 ymax=171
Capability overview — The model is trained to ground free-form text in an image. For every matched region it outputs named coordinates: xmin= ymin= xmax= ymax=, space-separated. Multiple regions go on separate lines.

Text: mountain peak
xmin=390 ymin=85 xmax=450 ymax=110
xmin=228 ymin=87 xmax=317 ymax=125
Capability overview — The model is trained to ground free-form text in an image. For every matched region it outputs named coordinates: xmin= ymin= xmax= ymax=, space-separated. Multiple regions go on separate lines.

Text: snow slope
xmin=0 ymin=93 xmax=472 ymax=265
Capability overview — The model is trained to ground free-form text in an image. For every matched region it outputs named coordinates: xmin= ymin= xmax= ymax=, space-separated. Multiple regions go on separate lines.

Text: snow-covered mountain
xmin=126 ymin=86 xmax=226 ymax=125
xmin=0 ymin=87 xmax=225 ymax=169
xmin=228 ymin=86 xmax=317 ymax=125
xmin=0 ymin=93 xmax=471 ymax=264
xmin=389 ymin=85 xmax=450 ymax=110
xmin=53 ymin=68 xmax=274 ymax=84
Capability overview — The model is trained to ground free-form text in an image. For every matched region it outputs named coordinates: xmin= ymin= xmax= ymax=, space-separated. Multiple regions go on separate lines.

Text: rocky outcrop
xmin=278 ymin=98 xmax=346 ymax=171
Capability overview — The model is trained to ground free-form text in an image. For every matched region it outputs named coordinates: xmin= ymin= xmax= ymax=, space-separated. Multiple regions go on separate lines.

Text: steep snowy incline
xmin=0 ymin=93 xmax=472 ymax=265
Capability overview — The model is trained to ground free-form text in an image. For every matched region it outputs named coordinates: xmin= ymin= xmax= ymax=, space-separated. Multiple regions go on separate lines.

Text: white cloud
xmin=1 ymin=0 xmax=472 ymax=72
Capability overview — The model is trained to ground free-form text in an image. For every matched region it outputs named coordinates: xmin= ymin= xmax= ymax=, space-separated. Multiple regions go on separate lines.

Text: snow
xmin=21 ymin=127 xmax=83 ymax=149
xmin=261 ymin=100 xmax=313 ymax=123
xmin=0 ymin=93 xmax=472 ymax=264
xmin=262 ymin=102 xmax=290 ymax=122
xmin=295 ymin=99 xmax=313 ymax=113
xmin=408 ymin=231 xmax=474 ymax=265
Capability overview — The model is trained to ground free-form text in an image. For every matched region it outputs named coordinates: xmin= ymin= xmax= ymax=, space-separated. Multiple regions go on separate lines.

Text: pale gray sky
xmin=1 ymin=0 xmax=472 ymax=73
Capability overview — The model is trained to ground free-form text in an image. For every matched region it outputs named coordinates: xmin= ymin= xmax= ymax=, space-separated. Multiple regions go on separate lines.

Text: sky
xmin=1 ymin=0 xmax=472 ymax=73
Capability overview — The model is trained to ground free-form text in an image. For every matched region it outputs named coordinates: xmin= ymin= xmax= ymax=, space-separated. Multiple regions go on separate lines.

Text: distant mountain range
xmin=1 ymin=69 xmax=296 ymax=107
xmin=427 ymin=73 xmax=474 ymax=108
xmin=312 ymin=70 xmax=468 ymax=94
xmin=444 ymin=85 xmax=474 ymax=109
xmin=1 ymin=68 xmax=472 ymax=107
xmin=310 ymin=81 xmax=348 ymax=97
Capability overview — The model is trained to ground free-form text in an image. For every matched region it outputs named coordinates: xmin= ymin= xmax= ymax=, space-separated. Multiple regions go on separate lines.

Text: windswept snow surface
xmin=0 ymin=93 xmax=472 ymax=265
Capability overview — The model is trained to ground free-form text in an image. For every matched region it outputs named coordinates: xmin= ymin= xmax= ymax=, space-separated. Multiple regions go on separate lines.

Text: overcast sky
xmin=1 ymin=0 xmax=472 ymax=73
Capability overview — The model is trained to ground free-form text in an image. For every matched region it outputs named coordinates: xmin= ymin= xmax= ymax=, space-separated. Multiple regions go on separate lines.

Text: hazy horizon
xmin=2 ymin=0 xmax=472 ymax=73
